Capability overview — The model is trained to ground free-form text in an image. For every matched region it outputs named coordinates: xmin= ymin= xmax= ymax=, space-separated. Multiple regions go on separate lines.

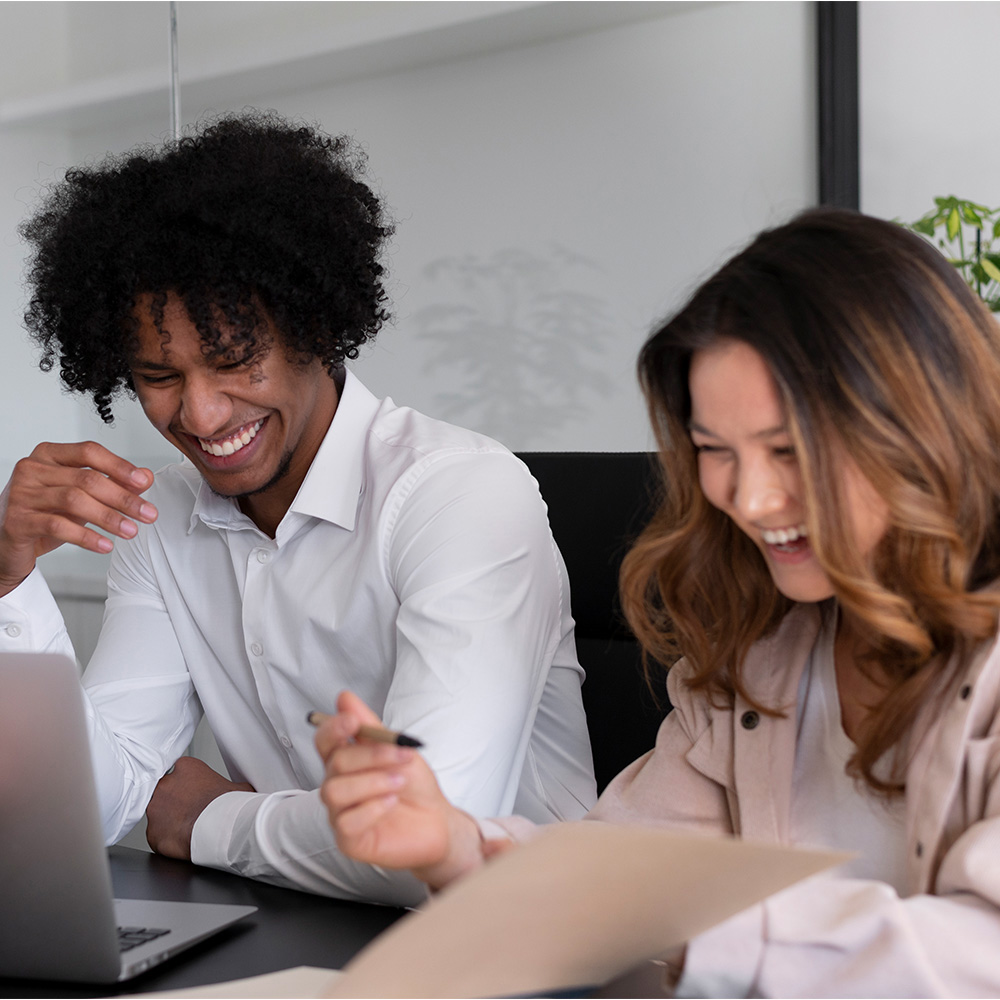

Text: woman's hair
xmin=621 ymin=208 xmax=1000 ymax=793
xmin=20 ymin=111 xmax=393 ymax=422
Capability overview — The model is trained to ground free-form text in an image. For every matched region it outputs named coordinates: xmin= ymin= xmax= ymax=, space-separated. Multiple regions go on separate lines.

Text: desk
xmin=3 ymin=846 xmax=406 ymax=998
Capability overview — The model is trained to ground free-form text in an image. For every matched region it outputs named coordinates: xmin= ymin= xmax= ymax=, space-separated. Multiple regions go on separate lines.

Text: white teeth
xmin=199 ymin=419 xmax=262 ymax=457
xmin=762 ymin=524 xmax=807 ymax=545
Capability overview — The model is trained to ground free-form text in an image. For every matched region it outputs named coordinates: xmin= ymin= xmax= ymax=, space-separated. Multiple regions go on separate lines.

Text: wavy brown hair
xmin=621 ymin=208 xmax=1000 ymax=793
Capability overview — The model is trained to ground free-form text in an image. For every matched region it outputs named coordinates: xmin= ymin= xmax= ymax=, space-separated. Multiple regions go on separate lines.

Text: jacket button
xmin=960 ymin=685 xmax=972 ymax=700
xmin=916 ymin=842 xmax=924 ymax=858
xmin=740 ymin=710 xmax=760 ymax=730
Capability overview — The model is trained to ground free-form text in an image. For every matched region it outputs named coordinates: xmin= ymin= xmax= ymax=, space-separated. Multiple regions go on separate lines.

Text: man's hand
xmin=0 ymin=441 xmax=157 ymax=598
xmin=145 ymin=756 xmax=255 ymax=860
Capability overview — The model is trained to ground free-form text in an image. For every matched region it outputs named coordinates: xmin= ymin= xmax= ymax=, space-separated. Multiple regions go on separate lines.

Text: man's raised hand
xmin=0 ymin=441 xmax=157 ymax=597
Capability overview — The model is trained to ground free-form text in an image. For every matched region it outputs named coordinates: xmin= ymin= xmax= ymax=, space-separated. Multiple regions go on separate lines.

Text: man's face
xmin=128 ymin=293 xmax=339 ymax=533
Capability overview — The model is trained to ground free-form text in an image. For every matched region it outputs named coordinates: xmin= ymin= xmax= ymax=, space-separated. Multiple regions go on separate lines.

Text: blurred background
xmin=1 ymin=0 xmax=997 ymax=653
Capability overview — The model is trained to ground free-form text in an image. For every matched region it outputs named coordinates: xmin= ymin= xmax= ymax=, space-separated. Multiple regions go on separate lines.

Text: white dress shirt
xmin=0 ymin=371 xmax=596 ymax=905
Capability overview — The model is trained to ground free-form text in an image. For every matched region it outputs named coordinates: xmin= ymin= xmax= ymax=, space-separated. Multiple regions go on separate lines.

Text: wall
xmin=0 ymin=1 xmax=817 ymax=845
xmin=3 ymin=1 xmax=816 ymax=486
xmin=860 ymin=1 xmax=1000 ymax=222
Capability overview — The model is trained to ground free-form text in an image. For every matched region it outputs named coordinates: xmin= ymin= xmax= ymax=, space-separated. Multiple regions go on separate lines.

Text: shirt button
xmin=280 ymin=735 xmax=292 ymax=749
xmin=4 ymin=624 xmax=22 ymax=638
xmin=916 ymin=842 xmax=924 ymax=858
xmin=250 ymin=642 xmax=263 ymax=657
xmin=256 ymin=550 xmax=270 ymax=564
xmin=740 ymin=710 xmax=760 ymax=730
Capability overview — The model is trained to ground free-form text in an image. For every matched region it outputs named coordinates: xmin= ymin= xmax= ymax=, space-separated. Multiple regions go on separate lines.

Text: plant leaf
xmin=947 ymin=206 xmax=962 ymax=240
xmin=981 ymin=257 xmax=1000 ymax=283
xmin=963 ymin=206 xmax=985 ymax=226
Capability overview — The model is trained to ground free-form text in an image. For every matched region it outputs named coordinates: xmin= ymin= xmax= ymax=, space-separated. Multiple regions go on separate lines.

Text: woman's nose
xmin=734 ymin=460 xmax=789 ymax=522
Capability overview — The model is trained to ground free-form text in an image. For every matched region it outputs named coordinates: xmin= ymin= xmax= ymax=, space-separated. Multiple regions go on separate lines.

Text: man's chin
xmin=202 ymin=450 xmax=294 ymax=502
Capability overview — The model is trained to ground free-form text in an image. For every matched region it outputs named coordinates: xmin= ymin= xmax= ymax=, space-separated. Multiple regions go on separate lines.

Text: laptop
xmin=0 ymin=652 xmax=257 ymax=983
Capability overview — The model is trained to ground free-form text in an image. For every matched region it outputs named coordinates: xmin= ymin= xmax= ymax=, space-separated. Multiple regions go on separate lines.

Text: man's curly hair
xmin=20 ymin=111 xmax=394 ymax=422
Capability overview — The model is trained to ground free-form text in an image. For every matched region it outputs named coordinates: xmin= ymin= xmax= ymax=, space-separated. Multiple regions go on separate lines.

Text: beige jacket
xmin=491 ymin=604 xmax=1000 ymax=996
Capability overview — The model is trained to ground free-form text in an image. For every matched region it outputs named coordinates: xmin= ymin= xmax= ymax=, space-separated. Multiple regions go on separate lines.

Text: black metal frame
xmin=817 ymin=1 xmax=859 ymax=209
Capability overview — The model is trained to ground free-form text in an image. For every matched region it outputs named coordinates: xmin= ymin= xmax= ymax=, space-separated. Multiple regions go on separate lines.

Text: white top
xmin=0 ymin=371 xmax=596 ymax=905
xmin=790 ymin=608 xmax=907 ymax=893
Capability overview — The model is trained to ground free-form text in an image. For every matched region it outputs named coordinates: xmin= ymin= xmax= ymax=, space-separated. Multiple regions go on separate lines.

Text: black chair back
xmin=516 ymin=452 xmax=671 ymax=792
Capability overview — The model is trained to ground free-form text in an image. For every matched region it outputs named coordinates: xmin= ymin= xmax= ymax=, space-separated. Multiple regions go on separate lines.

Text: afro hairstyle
xmin=20 ymin=110 xmax=394 ymax=422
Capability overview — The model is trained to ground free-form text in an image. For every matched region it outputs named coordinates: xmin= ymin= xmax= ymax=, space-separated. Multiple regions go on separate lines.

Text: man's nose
xmin=179 ymin=380 xmax=233 ymax=438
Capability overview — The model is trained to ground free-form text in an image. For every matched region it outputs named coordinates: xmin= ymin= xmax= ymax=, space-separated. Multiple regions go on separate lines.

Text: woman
xmin=315 ymin=209 xmax=1000 ymax=997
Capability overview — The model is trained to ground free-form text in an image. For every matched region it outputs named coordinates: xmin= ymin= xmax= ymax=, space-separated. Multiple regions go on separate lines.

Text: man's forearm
xmin=191 ymin=787 xmax=432 ymax=906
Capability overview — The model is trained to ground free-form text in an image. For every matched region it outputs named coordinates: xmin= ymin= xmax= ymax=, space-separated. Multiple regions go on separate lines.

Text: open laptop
xmin=0 ymin=652 xmax=256 ymax=983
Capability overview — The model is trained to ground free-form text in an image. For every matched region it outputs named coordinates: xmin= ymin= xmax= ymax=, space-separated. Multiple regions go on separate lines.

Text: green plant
xmin=904 ymin=196 xmax=1000 ymax=311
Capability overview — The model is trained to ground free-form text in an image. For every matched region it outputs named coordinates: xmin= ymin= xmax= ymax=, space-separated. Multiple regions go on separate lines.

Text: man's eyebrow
xmin=129 ymin=358 xmax=173 ymax=370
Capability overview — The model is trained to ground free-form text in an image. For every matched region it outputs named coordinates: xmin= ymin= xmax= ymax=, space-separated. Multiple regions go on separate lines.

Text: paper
xmin=328 ymin=821 xmax=847 ymax=999
xmin=124 ymin=965 xmax=341 ymax=998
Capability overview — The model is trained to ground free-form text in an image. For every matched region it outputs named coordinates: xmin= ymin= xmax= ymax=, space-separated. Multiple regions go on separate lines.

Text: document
xmin=129 ymin=822 xmax=845 ymax=999
xmin=126 ymin=965 xmax=340 ymax=998
xmin=328 ymin=820 xmax=847 ymax=998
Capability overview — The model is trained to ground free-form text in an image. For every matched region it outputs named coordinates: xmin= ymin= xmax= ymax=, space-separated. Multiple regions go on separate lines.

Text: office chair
xmin=516 ymin=452 xmax=671 ymax=793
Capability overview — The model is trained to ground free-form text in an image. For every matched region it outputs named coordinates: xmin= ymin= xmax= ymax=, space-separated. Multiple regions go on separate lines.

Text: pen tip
xmin=397 ymin=734 xmax=423 ymax=748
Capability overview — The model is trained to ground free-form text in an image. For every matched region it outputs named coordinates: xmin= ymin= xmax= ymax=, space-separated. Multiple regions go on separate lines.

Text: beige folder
xmin=329 ymin=820 xmax=846 ymax=998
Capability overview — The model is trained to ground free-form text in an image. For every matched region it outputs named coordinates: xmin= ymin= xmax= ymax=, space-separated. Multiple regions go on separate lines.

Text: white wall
xmin=860 ymin=1 xmax=1000 ymax=223
xmin=288 ymin=2 xmax=815 ymax=454
xmin=1 ymin=0 xmax=817 ymax=849
xmin=2 ymin=1 xmax=816 ymax=490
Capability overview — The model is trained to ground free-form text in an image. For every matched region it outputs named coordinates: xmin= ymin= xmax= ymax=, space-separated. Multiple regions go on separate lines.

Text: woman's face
xmin=688 ymin=338 xmax=889 ymax=603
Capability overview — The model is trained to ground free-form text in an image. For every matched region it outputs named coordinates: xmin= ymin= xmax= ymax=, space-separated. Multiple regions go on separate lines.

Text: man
xmin=0 ymin=112 xmax=596 ymax=905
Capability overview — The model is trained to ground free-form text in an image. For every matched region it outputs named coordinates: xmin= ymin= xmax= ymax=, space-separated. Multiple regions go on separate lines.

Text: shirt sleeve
xmin=190 ymin=450 xmax=592 ymax=903
xmin=0 ymin=566 xmax=76 ymax=658
xmin=678 ymin=868 xmax=1000 ymax=998
xmin=78 ymin=536 xmax=204 ymax=845
xmin=191 ymin=788 xmax=432 ymax=906
xmin=0 ymin=559 xmax=201 ymax=845
xmin=382 ymin=451 xmax=579 ymax=816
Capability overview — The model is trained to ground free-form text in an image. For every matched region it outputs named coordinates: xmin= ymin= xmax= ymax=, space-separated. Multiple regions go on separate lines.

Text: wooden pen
xmin=306 ymin=710 xmax=424 ymax=748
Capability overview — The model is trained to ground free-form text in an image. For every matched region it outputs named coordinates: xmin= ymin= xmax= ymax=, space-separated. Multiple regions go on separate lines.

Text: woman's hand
xmin=315 ymin=690 xmax=486 ymax=891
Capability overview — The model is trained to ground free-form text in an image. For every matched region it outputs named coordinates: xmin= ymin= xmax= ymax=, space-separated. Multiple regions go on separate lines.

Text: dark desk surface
xmin=4 ymin=846 xmax=406 ymax=998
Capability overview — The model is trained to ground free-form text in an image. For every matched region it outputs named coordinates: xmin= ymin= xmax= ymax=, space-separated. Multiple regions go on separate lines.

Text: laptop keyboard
xmin=118 ymin=925 xmax=171 ymax=953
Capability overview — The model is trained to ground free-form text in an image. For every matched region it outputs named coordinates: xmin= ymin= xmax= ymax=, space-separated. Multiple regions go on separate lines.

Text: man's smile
xmin=196 ymin=418 xmax=265 ymax=457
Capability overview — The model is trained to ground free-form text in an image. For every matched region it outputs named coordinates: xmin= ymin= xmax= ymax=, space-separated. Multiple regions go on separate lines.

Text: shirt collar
xmin=291 ymin=369 xmax=377 ymax=530
xmin=189 ymin=368 xmax=379 ymax=536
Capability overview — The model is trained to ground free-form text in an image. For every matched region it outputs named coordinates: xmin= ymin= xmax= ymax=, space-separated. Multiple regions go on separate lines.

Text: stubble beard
xmin=208 ymin=449 xmax=295 ymax=501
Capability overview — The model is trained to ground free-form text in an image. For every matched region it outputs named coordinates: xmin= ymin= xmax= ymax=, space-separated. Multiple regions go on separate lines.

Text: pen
xmin=306 ymin=710 xmax=424 ymax=748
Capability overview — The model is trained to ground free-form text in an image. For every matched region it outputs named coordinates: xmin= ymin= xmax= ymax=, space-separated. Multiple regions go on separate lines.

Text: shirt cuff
xmin=674 ymin=902 xmax=765 ymax=999
xmin=190 ymin=788 xmax=261 ymax=870
xmin=0 ymin=565 xmax=69 ymax=651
